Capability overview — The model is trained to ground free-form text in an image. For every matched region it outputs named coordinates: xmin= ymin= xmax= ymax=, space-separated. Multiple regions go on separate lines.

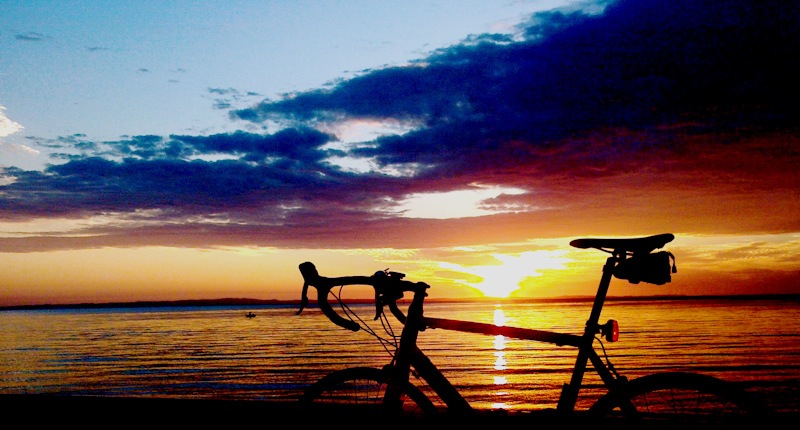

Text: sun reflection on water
xmin=492 ymin=306 xmax=510 ymax=410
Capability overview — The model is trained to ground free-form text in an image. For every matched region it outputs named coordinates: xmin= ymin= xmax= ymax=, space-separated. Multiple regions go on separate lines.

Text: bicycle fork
xmin=382 ymin=295 xmax=421 ymax=415
xmin=383 ymin=286 xmax=472 ymax=415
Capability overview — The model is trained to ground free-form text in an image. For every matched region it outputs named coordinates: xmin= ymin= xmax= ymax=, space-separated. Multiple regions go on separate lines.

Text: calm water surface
xmin=1 ymin=299 xmax=798 ymax=413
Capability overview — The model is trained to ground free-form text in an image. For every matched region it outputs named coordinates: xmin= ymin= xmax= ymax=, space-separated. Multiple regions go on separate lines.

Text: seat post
xmin=587 ymin=255 xmax=617 ymax=327
xmin=557 ymin=254 xmax=617 ymax=413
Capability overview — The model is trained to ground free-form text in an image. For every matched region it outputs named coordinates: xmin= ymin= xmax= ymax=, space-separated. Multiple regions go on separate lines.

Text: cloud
xmin=0 ymin=105 xmax=24 ymax=139
xmin=208 ymin=87 xmax=263 ymax=111
xmin=231 ymin=0 xmax=798 ymax=185
xmin=14 ymin=32 xmax=48 ymax=41
xmin=0 ymin=106 xmax=32 ymax=172
xmin=1 ymin=0 xmax=798 ymax=252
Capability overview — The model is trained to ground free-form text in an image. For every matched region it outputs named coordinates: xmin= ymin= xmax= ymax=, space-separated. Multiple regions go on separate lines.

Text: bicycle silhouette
xmin=296 ymin=233 xmax=768 ymax=423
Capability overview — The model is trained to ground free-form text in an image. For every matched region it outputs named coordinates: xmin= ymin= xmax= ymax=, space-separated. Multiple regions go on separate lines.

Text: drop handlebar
xmin=297 ymin=261 xmax=428 ymax=331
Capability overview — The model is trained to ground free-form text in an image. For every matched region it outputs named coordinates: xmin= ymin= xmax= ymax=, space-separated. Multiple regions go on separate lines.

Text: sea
xmin=1 ymin=297 xmax=798 ymax=414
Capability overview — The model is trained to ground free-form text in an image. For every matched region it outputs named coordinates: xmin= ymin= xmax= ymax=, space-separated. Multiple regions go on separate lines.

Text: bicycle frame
xmin=297 ymin=234 xmax=771 ymax=421
xmin=296 ymin=233 xmax=784 ymax=421
xmin=381 ymin=254 xmax=622 ymax=415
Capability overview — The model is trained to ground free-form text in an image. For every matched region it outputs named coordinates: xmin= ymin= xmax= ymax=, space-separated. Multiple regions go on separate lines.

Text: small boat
xmin=245 ymin=312 xmax=256 ymax=318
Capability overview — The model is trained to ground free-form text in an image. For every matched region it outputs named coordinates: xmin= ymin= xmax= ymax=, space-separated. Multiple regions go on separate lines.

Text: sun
xmin=444 ymin=250 xmax=569 ymax=298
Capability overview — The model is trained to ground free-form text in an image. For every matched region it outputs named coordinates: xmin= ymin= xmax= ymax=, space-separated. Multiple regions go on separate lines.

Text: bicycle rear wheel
xmin=589 ymin=372 xmax=769 ymax=424
xmin=299 ymin=366 xmax=439 ymax=416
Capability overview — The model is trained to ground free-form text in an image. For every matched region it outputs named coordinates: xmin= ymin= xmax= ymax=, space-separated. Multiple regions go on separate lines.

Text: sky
xmin=1 ymin=0 xmax=798 ymax=306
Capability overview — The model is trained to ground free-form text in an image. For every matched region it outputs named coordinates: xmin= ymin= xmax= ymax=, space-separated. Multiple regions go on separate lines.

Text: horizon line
xmin=2 ymin=293 xmax=798 ymax=312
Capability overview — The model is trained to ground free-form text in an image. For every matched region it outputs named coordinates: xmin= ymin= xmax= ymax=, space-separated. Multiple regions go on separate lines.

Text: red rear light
xmin=604 ymin=319 xmax=619 ymax=342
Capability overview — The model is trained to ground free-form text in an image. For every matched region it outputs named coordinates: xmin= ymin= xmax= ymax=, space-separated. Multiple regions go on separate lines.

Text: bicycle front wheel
xmin=589 ymin=372 xmax=768 ymax=424
xmin=299 ymin=366 xmax=439 ymax=416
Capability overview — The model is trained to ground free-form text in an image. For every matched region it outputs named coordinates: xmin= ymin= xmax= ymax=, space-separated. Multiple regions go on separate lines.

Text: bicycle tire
xmin=299 ymin=366 xmax=439 ymax=416
xmin=588 ymin=371 xmax=769 ymax=423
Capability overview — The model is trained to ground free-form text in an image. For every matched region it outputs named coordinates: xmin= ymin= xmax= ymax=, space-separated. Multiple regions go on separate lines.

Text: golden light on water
xmin=494 ymin=307 xmax=509 ymax=326
xmin=494 ymin=351 xmax=507 ymax=371
xmin=492 ymin=307 xmax=510 ymax=410
xmin=493 ymin=335 xmax=506 ymax=351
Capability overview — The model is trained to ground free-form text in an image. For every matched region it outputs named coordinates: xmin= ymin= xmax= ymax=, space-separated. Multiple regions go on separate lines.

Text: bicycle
xmin=294 ymin=233 xmax=769 ymax=423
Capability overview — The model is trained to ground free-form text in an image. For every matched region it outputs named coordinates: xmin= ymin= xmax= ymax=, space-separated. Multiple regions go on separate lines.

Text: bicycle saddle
xmin=570 ymin=233 xmax=674 ymax=254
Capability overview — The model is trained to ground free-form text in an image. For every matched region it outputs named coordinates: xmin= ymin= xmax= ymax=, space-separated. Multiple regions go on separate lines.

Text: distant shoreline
xmin=2 ymin=293 xmax=798 ymax=312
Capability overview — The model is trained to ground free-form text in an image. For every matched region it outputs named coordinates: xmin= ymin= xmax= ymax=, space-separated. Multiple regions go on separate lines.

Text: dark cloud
xmin=233 ymin=0 xmax=797 ymax=165
xmin=230 ymin=0 xmax=798 ymax=192
xmin=2 ymin=0 xmax=798 ymax=252
xmin=169 ymin=128 xmax=334 ymax=162
xmin=15 ymin=32 xmax=47 ymax=41
xmin=1 ymin=129 xmax=340 ymax=214
xmin=208 ymin=87 xmax=262 ymax=110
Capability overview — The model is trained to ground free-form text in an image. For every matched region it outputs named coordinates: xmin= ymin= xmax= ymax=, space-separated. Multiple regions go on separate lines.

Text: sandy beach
xmin=3 ymin=394 xmax=793 ymax=429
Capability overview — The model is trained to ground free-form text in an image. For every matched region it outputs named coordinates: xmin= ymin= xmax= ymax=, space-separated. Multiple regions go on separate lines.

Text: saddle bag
xmin=613 ymin=251 xmax=677 ymax=285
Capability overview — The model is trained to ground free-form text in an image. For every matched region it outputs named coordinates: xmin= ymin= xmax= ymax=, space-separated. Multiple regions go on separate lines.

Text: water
xmin=1 ymin=298 xmax=798 ymax=413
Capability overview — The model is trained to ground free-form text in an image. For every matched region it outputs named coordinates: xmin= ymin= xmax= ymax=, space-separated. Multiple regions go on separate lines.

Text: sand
xmin=2 ymin=394 xmax=792 ymax=429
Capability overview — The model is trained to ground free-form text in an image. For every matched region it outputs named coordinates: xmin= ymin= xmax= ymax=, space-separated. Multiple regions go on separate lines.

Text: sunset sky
xmin=1 ymin=0 xmax=798 ymax=307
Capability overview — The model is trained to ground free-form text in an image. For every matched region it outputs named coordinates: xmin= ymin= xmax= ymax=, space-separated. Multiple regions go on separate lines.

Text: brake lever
xmin=372 ymin=270 xmax=387 ymax=321
xmin=296 ymin=282 xmax=309 ymax=315
xmin=372 ymin=269 xmax=407 ymax=321
xmin=374 ymin=290 xmax=382 ymax=321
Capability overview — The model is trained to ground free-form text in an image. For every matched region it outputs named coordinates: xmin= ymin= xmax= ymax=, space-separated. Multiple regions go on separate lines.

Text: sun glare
xmin=397 ymin=185 xmax=528 ymax=219
xmin=443 ymin=250 xmax=569 ymax=298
